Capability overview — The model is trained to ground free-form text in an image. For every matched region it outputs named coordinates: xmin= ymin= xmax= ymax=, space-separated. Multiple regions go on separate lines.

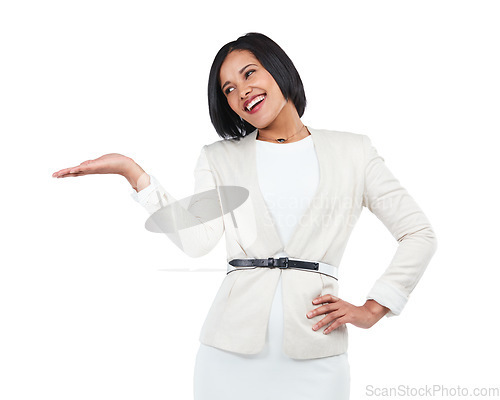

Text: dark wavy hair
xmin=208 ymin=32 xmax=307 ymax=140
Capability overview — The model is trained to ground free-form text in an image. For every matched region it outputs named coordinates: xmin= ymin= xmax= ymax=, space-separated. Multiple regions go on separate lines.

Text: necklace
xmin=257 ymin=124 xmax=306 ymax=143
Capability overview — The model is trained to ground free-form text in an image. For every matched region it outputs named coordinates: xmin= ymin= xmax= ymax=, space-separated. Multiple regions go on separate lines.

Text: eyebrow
xmin=221 ymin=64 xmax=258 ymax=92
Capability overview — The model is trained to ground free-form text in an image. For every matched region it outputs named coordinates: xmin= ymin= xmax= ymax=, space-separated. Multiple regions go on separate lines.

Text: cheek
xmin=269 ymin=91 xmax=286 ymax=110
xmin=272 ymin=85 xmax=286 ymax=103
xmin=228 ymin=97 xmax=241 ymax=114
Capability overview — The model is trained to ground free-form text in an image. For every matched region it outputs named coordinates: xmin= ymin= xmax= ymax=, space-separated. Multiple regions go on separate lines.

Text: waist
xmin=227 ymin=256 xmax=338 ymax=280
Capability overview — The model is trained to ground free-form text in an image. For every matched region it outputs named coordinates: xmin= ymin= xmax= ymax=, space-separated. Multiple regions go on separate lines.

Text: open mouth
xmin=245 ymin=94 xmax=266 ymax=112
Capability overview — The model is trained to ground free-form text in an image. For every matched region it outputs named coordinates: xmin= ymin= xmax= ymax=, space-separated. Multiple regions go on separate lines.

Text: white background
xmin=1 ymin=0 xmax=499 ymax=399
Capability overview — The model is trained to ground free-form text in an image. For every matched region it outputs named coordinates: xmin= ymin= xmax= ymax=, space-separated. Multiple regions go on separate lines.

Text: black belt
xmin=229 ymin=257 xmax=319 ymax=270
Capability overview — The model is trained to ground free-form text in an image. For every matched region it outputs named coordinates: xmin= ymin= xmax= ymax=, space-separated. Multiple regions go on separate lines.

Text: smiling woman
xmin=194 ymin=32 xmax=354 ymax=400
xmin=220 ymin=51 xmax=289 ymax=128
xmin=53 ymin=31 xmax=437 ymax=400
xmin=207 ymin=32 xmax=307 ymax=141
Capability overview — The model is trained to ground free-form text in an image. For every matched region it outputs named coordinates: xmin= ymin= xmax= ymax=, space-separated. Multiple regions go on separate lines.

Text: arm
xmin=361 ymin=134 xmax=438 ymax=318
xmin=126 ymin=145 xmax=225 ymax=258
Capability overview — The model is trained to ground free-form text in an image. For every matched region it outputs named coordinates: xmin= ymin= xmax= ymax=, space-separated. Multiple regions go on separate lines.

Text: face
xmin=219 ymin=50 xmax=288 ymax=129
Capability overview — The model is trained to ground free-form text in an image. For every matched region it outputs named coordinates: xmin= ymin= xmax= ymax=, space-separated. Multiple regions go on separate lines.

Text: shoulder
xmin=204 ymin=137 xmax=239 ymax=152
xmin=309 ymin=127 xmax=376 ymax=169
xmin=203 ymin=129 xmax=256 ymax=155
xmin=309 ymin=127 xmax=370 ymax=157
xmin=310 ymin=126 xmax=367 ymax=144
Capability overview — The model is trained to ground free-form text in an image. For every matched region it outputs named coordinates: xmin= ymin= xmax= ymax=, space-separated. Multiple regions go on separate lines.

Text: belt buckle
xmin=278 ymin=257 xmax=289 ymax=269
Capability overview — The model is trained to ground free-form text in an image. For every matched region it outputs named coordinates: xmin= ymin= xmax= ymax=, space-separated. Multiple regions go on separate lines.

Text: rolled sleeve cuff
xmin=366 ymin=279 xmax=409 ymax=318
xmin=130 ymin=174 xmax=161 ymax=205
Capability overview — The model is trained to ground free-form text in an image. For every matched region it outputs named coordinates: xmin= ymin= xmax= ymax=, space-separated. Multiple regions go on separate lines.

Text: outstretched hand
xmin=52 ymin=153 xmax=134 ymax=178
xmin=306 ymin=295 xmax=390 ymax=335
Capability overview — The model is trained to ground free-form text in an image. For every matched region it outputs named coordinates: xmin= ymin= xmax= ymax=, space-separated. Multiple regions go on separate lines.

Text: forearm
xmin=126 ymin=146 xmax=225 ymax=258
xmin=362 ymin=134 xmax=438 ymax=317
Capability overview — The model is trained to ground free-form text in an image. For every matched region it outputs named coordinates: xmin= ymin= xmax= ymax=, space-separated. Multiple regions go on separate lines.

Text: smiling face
xmin=219 ymin=50 xmax=288 ymax=129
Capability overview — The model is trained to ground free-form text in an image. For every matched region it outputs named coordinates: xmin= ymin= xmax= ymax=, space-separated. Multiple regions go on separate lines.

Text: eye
xmin=223 ymin=70 xmax=255 ymax=95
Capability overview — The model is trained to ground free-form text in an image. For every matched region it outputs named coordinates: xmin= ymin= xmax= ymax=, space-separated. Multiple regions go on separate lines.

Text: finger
xmin=68 ymin=161 xmax=99 ymax=175
xmin=312 ymin=313 xmax=336 ymax=331
xmin=323 ymin=316 xmax=347 ymax=335
xmin=67 ymin=165 xmax=93 ymax=175
xmin=52 ymin=166 xmax=81 ymax=177
xmin=52 ymin=169 xmax=70 ymax=177
xmin=55 ymin=171 xmax=85 ymax=178
xmin=312 ymin=309 xmax=347 ymax=332
xmin=312 ymin=294 xmax=340 ymax=304
xmin=307 ymin=303 xmax=338 ymax=318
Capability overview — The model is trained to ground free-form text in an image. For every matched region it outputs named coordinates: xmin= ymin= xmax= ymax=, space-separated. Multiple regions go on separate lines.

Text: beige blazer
xmin=131 ymin=126 xmax=438 ymax=360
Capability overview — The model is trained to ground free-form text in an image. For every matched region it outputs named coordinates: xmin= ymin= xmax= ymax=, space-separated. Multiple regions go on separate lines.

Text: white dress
xmin=193 ymin=135 xmax=351 ymax=400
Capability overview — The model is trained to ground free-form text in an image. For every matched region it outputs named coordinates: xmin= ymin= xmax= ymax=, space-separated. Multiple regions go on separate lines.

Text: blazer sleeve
xmin=130 ymin=145 xmax=225 ymax=258
xmin=361 ymin=135 xmax=438 ymax=318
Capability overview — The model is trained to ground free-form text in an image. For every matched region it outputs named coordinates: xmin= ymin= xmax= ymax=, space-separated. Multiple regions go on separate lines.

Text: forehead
xmin=219 ymin=50 xmax=261 ymax=78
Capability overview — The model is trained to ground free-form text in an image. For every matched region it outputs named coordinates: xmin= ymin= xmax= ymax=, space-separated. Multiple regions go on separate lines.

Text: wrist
xmin=362 ymin=299 xmax=390 ymax=323
xmin=122 ymin=160 xmax=150 ymax=192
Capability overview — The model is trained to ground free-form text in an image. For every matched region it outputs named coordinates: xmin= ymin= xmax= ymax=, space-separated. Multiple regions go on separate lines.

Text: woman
xmin=52 ymin=32 xmax=437 ymax=399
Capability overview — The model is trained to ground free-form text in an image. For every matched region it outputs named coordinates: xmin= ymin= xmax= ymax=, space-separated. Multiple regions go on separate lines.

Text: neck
xmin=256 ymin=102 xmax=309 ymax=143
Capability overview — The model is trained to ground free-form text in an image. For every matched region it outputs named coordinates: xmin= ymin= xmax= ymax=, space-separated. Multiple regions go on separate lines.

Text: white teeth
xmin=246 ymin=95 xmax=265 ymax=111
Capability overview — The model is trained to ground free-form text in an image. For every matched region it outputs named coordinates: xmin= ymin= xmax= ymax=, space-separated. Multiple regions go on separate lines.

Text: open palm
xmin=52 ymin=153 xmax=132 ymax=178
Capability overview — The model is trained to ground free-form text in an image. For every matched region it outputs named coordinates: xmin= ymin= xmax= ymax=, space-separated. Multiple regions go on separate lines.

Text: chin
xmin=247 ymin=115 xmax=277 ymax=130
xmin=248 ymin=121 xmax=271 ymax=130
xmin=238 ymin=107 xmax=277 ymax=129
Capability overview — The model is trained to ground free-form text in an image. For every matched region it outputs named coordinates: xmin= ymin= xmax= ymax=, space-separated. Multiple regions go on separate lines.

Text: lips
xmin=244 ymin=93 xmax=266 ymax=112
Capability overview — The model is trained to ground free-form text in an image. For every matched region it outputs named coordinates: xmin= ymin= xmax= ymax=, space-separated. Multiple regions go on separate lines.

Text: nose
xmin=240 ymin=84 xmax=251 ymax=99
